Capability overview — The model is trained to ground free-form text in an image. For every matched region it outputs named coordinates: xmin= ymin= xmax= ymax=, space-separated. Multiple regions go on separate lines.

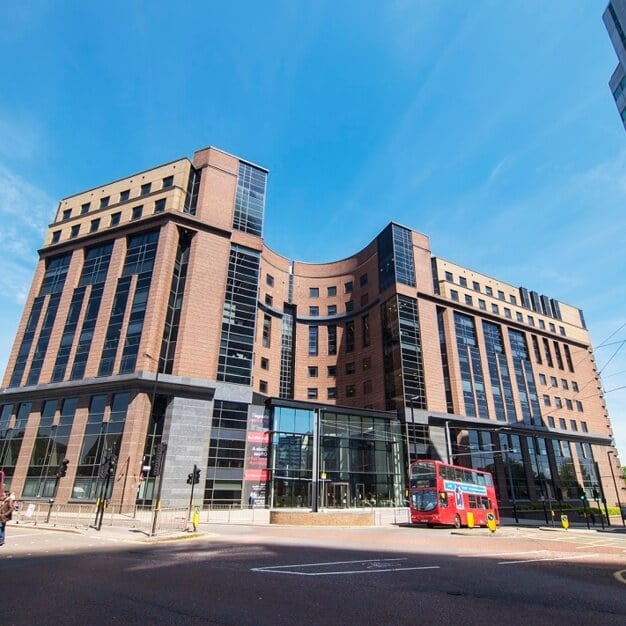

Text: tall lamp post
xmin=143 ymin=352 xmax=160 ymax=509
xmin=607 ymin=450 xmax=626 ymax=527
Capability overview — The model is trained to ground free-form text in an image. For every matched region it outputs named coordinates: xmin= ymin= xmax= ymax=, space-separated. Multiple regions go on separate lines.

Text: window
xmin=539 ymin=373 xmax=546 ymax=385
xmin=346 ymin=384 xmax=356 ymax=397
xmin=445 ymin=271 xmax=453 ymax=282
xmin=549 ymin=323 xmax=556 ymax=332
xmin=345 ymin=301 xmax=354 ymax=312
xmin=264 ymin=294 xmax=273 ymax=306
xmin=266 ymin=274 xmax=274 ymax=287
xmin=307 ymin=388 xmax=318 ymax=400
xmin=344 ymin=281 xmax=353 ymax=293
xmin=81 ymin=202 xmax=90 ymax=214
xmin=581 ymin=421 xmax=588 ymax=432
xmin=70 ymin=224 xmax=80 ymax=238
xmin=327 ymin=286 xmax=336 ymax=297
xmin=478 ymin=299 xmax=486 ymax=310
xmin=509 ymin=294 xmax=517 ymax=305
xmin=572 ymin=381 xmax=579 ymax=392
xmin=308 ymin=366 xmax=318 ymax=377
xmin=260 ymin=357 xmax=269 ymax=370
xmin=110 ymin=212 xmax=121 ymax=226
xmin=90 ymin=219 xmax=100 ymax=233
xmin=62 ymin=208 xmax=72 ymax=220
xmin=576 ymin=400 xmax=583 ymax=412
xmin=559 ymin=326 xmax=566 ymax=336
xmin=561 ymin=379 xmax=568 ymax=390
xmin=550 ymin=376 xmax=557 ymax=387
xmin=327 ymin=304 xmax=337 ymax=316
xmin=497 ymin=290 xmax=505 ymax=300
xmin=565 ymin=399 xmax=573 ymax=410
xmin=154 ymin=198 xmax=166 ymax=213
xmin=132 ymin=205 xmax=143 ymax=220
xmin=559 ymin=418 xmax=566 ymax=429
xmin=346 ymin=361 xmax=356 ymax=375
xmin=472 ymin=281 xmax=480 ymax=292
xmin=555 ymin=397 xmax=562 ymax=408
xmin=362 ymin=356 xmax=371 ymax=370
xmin=547 ymin=416 xmax=555 ymax=428
xmin=450 ymin=290 xmax=459 ymax=302
xmin=538 ymin=319 xmax=545 ymax=329
xmin=345 ymin=320 xmax=355 ymax=352
xmin=459 ymin=276 xmax=467 ymax=287
xmin=464 ymin=295 xmax=473 ymax=306
xmin=51 ymin=230 xmax=61 ymax=244
xmin=328 ymin=325 xmax=337 ymax=355
xmin=309 ymin=306 xmax=319 ymax=316
xmin=327 ymin=365 xmax=336 ymax=377
xmin=491 ymin=303 xmax=499 ymax=314
xmin=485 ymin=286 xmax=493 ymax=296
xmin=100 ymin=196 xmax=110 ymax=209
xmin=570 ymin=420 xmax=578 ymax=431
xmin=309 ymin=287 xmax=319 ymax=298
xmin=360 ymin=273 xmax=368 ymax=287
xmin=262 ymin=314 xmax=271 ymax=348
xmin=120 ymin=190 xmax=130 ymax=202
xmin=308 ymin=326 xmax=318 ymax=356
xmin=141 ymin=182 xmax=152 ymax=196
xmin=504 ymin=308 xmax=511 ymax=318
xmin=162 ymin=175 xmax=174 ymax=188
xmin=543 ymin=395 xmax=551 ymax=406
xmin=327 ymin=387 xmax=337 ymax=399
xmin=516 ymin=312 xmax=523 ymax=321
xmin=260 ymin=380 xmax=268 ymax=393
xmin=527 ymin=316 xmax=534 ymax=326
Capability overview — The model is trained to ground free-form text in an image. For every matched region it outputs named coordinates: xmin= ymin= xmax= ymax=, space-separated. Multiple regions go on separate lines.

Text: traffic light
xmin=56 ymin=458 xmax=70 ymax=478
xmin=577 ymin=484 xmax=587 ymax=501
xmin=107 ymin=454 xmax=118 ymax=476
xmin=150 ymin=443 xmax=165 ymax=477
xmin=592 ymin=487 xmax=599 ymax=501
xmin=187 ymin=465 xmax=201 ymax=485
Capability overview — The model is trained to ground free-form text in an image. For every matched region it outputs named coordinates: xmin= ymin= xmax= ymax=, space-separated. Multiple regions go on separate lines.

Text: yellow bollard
xmin=192 ymin=506 xmax=200 ymax=532
xmin=561 ymin=514 xmax=569 ymax=530
xmin=467 ymin=511 xmax=475 ymax=528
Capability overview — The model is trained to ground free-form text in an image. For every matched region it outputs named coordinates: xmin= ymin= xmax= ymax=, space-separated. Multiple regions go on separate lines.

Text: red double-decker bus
xmin=409 ymin=459 xmax=499 ymax=528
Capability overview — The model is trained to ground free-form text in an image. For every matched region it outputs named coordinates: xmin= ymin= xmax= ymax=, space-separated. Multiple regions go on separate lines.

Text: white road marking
xmin=498 ymin=553 xmax=599 ymax=565
xmin=459 ymin=550 xmax=548 ymax=558
xmin=252 ymin=557 xmax=440 ymax=576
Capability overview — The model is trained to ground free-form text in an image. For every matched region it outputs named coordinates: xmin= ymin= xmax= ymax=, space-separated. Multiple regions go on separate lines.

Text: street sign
xmin=561 ymin=514 xmax=569 ymax=530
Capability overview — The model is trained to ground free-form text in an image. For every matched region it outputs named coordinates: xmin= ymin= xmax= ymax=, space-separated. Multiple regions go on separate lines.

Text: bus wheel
xmin=453 ymin=514 xmax=461 ymax=529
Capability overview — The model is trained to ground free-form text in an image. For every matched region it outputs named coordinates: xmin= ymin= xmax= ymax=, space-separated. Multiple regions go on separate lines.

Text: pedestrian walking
xmin=0 ymin=491 xmax=16 ymax=546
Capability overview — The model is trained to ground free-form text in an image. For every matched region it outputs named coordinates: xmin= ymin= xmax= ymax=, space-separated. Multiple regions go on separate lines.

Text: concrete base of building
xmin=269 ymin=509 xmax=375 ymax=526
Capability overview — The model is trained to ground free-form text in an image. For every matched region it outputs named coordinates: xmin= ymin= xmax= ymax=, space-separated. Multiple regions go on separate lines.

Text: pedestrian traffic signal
xmin=577 ymin=485 xmax=587 ymax=501
xmin=592 ymin=487 xmax=599 ymax=500
xmin=56 ymin=458 xmax=70 ymax=478
xmin=107 ymin=454 xmax=118 ymax=476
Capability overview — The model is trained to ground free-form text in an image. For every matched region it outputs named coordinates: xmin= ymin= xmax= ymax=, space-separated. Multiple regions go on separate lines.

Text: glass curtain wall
xmin=269 ymin=405 xmax=404 ymax=508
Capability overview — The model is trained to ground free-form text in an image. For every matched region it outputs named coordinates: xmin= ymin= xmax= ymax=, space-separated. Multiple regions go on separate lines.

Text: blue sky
xmin=1 ymin=1 xmax=625 ymax=458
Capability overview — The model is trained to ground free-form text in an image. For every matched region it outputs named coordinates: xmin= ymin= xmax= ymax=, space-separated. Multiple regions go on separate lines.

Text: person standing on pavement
xmin=0 ymin=491 xmax=16 ymax=546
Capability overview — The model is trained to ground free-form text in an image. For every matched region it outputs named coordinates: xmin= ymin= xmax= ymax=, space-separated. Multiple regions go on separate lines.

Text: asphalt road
xmin=1 ymin=523 xmax=625 ymax=625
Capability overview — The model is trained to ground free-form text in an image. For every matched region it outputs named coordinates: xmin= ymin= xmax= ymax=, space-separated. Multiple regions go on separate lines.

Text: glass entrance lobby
xmin=267 ymin=401 xmax=405 ymax=509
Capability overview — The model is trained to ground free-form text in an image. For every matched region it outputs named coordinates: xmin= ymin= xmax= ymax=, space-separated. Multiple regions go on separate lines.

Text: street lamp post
xmin=143 ymin=352 xmax=160 ymax=509
xmin=607 ymin=451 xmax=626 ymax=526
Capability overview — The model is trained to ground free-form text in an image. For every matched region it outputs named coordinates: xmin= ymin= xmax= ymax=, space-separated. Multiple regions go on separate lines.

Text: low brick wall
xmin=270 ymin=510 xmax=375 ymax=526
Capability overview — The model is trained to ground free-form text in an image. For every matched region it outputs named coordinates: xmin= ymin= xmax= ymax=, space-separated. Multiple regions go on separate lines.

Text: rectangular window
xmin=485 ymin=286 xmax=493 ymax=296
xmin=472 ymin=281 xmax=480 ymax=292
xmin=262 ymin=314 xmax=271 ymax=348
xmin=327 ymin=387 xmax=337 ymax=399
xmin=527 ymin=315 xmax=534 ymax=326
xmin=581 ymin=421 xmax=588 ymax=432
xmin=559 ymin=418 xmax=566 ymax=429
xmin=309 ymin=306 xmax=319 ymax=316
xmin=120 ymin=190 xmax=130 ymax=202
xmin=504 ymin=308 xmax=511 ymax=318
xmin=266 ymin=274 xmax=274 ymax=287
xmin=309 ymin=287 xmax=319 ymax=298
xmin=509 ymin=294 xmax=517 ymax=305
xmin=233 ymin=161 xmax=266 ymax=236
xmin=565 ymin=398 xmax=573 ymax=410
xmin=344 ymin=281 xmax=353 ymax=293
xmin=362 ymin=356 xmax=371 ymax=370
xmin=327 ymin=365 xmax=336 ymax=377
xmin=497 ymin=290 xmax=505 ymax=300
xmin=100 ymin=196 xmax=110 ymax=209
xmin=110 ymin=212 xmax=121 ymax=226
xmin=346 ymin=362 xmax=356 ymax=374
xmin=309 ymin=326 xmax=318 ymax=356
xmin=51 ymin=230 xmax=61 ymax=243
xmin=154 ymin=198 xmax=166 ymax=213
xmin=62 ymin=208 xmax=72 ymax=220
xmin=346 ymin=384 xmax=356 ymax=397
xmin=549 ymin=323 xmax=556 ymax=332
xmin=570 ymin=420 xmax=577 ymax=431
xmin=479 ymin=299 xmax=486 ymax=310
xmin=327 ymin=304 xmax=337 ymax=316
xmin=141 ymin=182 xmax=152 ymax=196
xmin=327 ymin=286 xmax=336 ymax=297
xmin=550 ymin=376 xmax=557 ymax=387
xmin=345 ymin=301 xmax=354 ymax=312
xmin=327 ymin=325 xmax=337 ymax=355
xmin=464 ymin=294 xmax=473 ymax=306
xmin=539 ymin=373 xmax=546 ymax=385
xmin=345 ymin=320 xmax=355 ymax=352
xmin=543 ymin=394 xmax=551 ymax=406
xmin=260 ymin=357 xmax=269 ymax=370
xmin=459 ymin=276 xmax=467 ymax=287
xmin=548 ymin=416 xmax=555 ymax=428
xmin=445 ymin=271 xmax=453 ymax=282
xmin=70 ymin=225 xmax=80 ymax=238
xmin=264 ymin=294 xmax=273 ymax=306
xmin=81 ymin=202 xmax=90 ymax=214
xmin=90 ymin=219 xmax=100 ymax=233
xmin=360 ymin=273 xmax=368 ymax=286
xmin=308 ymin=366 xmax=318 ymax=377
xmin=572 ymin=381 xmax=579 ymax=392
xmin=162 ymin=175 xmax=174 ymax=188
xmin=559 ymin=326 xmax=566 ymax=336
xmin=491 ymin=303 xmax=499 ymax=314
xmin=561 ymin=379 xmax=568 ymax=390
xmin=362 ymin=314 xmax=370 ymax=347
xmin=538 ymin=319 xmax=545 ymax=329
xmin=132 ymin=205 xmax=143 ymax=220
xmin=576 ymin=400 xmax=583 ymax=412
xmin=555 ymin=397 xmax=562 ymax=408
xmin=260 ymin=380 xmax=268 ymax=393
xmin=307 ymin=388 xmax=318 ymax=399
xmin=450 ymin=290 xmax=459 ymax=301
xmin=516 ymin=312 xmax=523 ymax=321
